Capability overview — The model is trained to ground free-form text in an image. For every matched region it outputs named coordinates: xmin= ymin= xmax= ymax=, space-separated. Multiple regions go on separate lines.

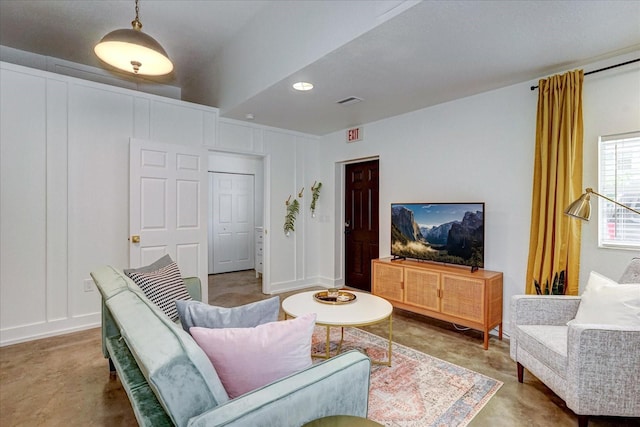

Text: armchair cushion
xmin=571 ymin=271 xmax=640 ymax=326
xmin=516 ymin=325 xmax=567 ymax=376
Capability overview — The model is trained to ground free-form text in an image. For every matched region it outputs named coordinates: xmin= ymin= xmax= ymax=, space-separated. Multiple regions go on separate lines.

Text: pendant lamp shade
xmin=94 ymin=0 xmax=173 ymax=76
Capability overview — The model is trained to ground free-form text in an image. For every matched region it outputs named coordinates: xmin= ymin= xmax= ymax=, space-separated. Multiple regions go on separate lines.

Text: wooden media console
xmin=372 ymin=258 xmax=503 ymax=349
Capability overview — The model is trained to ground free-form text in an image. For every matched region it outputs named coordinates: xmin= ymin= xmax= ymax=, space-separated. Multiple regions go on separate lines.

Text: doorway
xmin=208 ymin=151 xmax=269 ymax=283
xmin=344 ymin=159 xmax=379 ymax=291
xmin=210 ymin=172 xmax=255 ymax=274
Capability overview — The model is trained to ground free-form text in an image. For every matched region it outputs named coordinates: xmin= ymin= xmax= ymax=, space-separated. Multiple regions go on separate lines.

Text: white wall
xmin=317 ymin=52 xmax=640 ymax=336
xmin=0 ymin=61 xmax=322 ymax=345
xmin=0 ymin=62 xmax=218 ymax=346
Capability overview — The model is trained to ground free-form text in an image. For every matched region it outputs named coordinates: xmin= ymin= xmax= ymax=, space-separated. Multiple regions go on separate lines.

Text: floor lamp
xmin=565 ymin=188 xmax=640 ymax=220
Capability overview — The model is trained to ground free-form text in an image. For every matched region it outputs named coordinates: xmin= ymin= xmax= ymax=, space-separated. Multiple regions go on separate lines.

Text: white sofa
xmin=510 ymin=259 xmax=640 ymax=427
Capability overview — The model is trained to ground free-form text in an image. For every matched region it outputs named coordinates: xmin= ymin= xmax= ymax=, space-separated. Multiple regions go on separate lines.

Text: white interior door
xmin=211 ymin=172 xmax=255 ymax=274
xmin=129 ymin=138 xmax=208 ymax=302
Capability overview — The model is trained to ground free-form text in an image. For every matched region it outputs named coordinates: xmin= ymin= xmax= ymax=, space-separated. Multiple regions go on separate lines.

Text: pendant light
xmin=94 ymin=0 xmax=173 ymax=76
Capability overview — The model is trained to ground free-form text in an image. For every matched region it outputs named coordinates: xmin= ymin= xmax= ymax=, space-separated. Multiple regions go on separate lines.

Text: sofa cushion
xmin=516 ymin=325 xmax=568 ymax=378
xmin=176 ymin=297 xmax=280 ymax=333
xmin=191 ymin=313 xmax=316 ymax=399
xmin=126 ymin=256 xmax=192 ymax=321
xmin=571 ymin=271 xmax=640 ymax=326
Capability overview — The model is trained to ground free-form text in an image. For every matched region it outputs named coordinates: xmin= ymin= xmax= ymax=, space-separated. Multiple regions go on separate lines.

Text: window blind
xmin=598 ymin=132 xmax=640 ymax=248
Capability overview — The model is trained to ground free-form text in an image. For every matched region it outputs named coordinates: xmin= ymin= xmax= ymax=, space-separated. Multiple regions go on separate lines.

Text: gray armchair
xmin=510 ymin=259 xmax=640 ymax=427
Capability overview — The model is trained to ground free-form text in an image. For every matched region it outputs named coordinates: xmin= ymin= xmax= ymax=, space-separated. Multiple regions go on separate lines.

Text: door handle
xmin=130 ymin=235 xmax=140 ymax=243
xmin=344 ymin=220 xmax=351 ymax=234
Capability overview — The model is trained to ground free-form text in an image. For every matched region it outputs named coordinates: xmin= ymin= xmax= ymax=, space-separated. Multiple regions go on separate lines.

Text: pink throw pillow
xmin=190 ymin=313 xmax=316 ymax=398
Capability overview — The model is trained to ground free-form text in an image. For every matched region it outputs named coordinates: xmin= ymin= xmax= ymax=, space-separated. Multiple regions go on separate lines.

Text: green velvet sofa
xmin=91 ymin=265 xmax=372 ymax=427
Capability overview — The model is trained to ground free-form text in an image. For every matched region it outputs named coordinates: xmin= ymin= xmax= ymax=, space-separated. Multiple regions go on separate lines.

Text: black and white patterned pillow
xmin=126 ymin=257 xmax=192 ymax=321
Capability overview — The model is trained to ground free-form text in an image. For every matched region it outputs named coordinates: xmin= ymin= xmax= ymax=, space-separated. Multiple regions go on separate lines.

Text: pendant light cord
xmin=132 ymin=0 xmax=142 ymax=30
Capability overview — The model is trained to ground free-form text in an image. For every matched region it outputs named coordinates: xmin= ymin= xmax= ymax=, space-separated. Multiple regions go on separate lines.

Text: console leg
xmin=517 ymin=362 xmax=524 ymax=383
xmin=577 ymin=415 xmax=589 ymax=427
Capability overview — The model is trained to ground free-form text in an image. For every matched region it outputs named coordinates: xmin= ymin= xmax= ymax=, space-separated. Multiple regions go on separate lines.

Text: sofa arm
xmin=184 ymin=277 xmax=202 ymax=302
xmin=566 ymin=324 xmax=640 ymax=417
xmin=511 ymin=295 xmax=581 ymax=326
xmin=187 ymin=350 xmax=371 ymax=427
xmin=100 ymin=300 xmax=120 ymax=359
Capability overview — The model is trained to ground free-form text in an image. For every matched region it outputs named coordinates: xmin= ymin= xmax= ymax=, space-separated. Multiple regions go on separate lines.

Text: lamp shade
xmin=565 ymin=192 xmax=592 ymax=220
xmin=94 ymin=27 xmax=173 ymax=76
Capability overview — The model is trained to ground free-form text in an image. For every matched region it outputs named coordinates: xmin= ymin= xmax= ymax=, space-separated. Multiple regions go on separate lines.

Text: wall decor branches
xmin=310 ymin=181 xmax=322 ymax=217
xmin=284 ymin=197 xmax=300 ymax=236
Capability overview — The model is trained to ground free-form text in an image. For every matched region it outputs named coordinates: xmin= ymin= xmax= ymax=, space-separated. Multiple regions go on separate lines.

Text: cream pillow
xmin=571 ymin=271 xmax=640 ymax=326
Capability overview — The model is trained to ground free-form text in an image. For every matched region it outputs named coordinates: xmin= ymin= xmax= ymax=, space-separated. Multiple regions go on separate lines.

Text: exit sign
xmin=346 ymin=126 xmax=363 ymax=143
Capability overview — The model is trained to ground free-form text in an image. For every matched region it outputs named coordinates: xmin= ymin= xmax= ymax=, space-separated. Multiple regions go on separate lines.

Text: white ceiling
xmin=1 ymin=0 xmax=639 ymax=135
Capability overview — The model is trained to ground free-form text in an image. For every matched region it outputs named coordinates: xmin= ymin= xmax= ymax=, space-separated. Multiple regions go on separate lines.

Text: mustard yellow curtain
xmin=526 ymin=70 xmax=584 ymax=295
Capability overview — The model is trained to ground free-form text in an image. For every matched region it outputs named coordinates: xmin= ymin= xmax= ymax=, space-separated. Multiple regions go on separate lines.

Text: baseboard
xmin=266 ymin=275 xmax=340 ymax=294
xmin=0 ymin=313 xmax=100 ymax=347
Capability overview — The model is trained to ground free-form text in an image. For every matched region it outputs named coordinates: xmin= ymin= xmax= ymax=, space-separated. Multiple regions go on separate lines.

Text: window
xmin=599 ymin=132 xmax=640 ymax=249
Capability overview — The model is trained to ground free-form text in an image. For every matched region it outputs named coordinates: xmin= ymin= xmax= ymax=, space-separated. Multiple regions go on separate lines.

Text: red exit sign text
xmin=346 ymin=127 xmax=363 ymax=143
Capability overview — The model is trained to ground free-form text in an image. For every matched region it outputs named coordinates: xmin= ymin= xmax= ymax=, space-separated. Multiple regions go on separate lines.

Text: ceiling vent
xmin=336 ymin=96 xmax=363 ymax=106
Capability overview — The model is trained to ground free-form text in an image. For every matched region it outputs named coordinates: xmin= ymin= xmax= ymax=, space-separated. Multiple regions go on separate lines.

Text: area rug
xmin=311 ymin=327 xmax=503 ymax=427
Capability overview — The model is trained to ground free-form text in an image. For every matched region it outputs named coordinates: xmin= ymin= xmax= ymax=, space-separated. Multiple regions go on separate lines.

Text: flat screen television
xmin=391 ymin=202 xmax=485 ymax=270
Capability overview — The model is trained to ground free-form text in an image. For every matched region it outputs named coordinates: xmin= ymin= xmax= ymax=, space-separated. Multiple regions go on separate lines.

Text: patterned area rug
xmin=311 ymin=327 xmax=503 ymax=427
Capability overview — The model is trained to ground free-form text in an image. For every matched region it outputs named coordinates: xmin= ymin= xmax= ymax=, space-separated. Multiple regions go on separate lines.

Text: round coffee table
xmin=281 ymin=290 xmax=393 ymax=366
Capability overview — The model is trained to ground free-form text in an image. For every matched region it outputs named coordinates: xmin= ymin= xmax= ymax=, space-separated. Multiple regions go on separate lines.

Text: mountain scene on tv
xmin=391 ymin=203 xmax=484 ymax=267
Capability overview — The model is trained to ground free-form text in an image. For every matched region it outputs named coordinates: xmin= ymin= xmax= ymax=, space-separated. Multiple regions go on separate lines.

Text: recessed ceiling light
xmin=293 ymin=82 xmax=314 ymax=91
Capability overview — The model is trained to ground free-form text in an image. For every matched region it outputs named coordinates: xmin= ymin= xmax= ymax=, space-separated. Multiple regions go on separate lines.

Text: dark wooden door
xmin=345 ymin=159 xmax=379 ymax=291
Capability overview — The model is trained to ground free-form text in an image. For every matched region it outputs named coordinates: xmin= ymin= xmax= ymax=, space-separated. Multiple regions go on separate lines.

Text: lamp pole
xmin=585 ymin=188 xmax=640 ymax=216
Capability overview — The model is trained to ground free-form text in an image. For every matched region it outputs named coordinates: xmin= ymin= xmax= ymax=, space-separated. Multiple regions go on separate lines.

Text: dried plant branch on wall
xmin=310 ymin=181 xmax=322 ymax=217
xmin=284 ymin=198 xmax=300 ymax=235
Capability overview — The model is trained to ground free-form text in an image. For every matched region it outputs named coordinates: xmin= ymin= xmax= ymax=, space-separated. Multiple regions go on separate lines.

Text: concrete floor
xmin=0 ymin=270 xmax=637 ymax=427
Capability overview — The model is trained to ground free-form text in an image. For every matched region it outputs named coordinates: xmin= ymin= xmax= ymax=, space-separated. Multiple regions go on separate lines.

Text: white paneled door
xmin=210 ymin=172 xmax=255 ymax=274
xmin=129 ymin=139 xmax=208 ymax=302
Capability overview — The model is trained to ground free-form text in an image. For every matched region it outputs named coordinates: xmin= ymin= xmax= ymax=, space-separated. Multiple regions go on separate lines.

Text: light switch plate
xmin=83 ymin=279 xmax=94 ymax=292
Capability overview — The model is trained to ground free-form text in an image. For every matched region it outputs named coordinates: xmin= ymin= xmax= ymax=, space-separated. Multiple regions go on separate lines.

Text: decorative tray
xmin=313 ymin=290 xmax=357 ymax=305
